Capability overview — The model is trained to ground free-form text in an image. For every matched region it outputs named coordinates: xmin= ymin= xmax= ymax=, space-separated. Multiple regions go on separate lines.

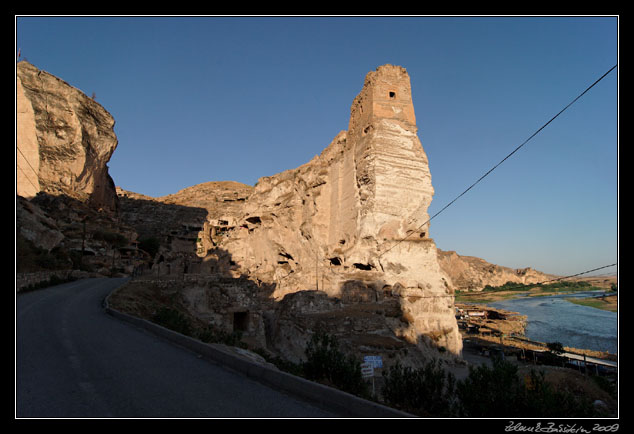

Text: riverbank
xmin=454 ymin=275 xmax=617 ymax=305
xmin=566 ymin=294 xmax=617 ymax=312
xmin=455 ymin=302 xmax=617 ymax=362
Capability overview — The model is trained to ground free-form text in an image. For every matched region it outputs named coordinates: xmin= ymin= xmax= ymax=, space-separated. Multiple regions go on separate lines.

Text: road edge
xmin=103 ymin=280 xmax=415 ymax=418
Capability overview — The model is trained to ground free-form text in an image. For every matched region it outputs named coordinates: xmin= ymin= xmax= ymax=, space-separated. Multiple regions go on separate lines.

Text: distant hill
xmin=436 ymin=249 xmax=558 ymax=292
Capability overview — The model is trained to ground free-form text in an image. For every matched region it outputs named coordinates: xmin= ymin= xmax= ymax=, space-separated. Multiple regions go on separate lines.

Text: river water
xmin=488 ymin=291 xmax=618 ymax=354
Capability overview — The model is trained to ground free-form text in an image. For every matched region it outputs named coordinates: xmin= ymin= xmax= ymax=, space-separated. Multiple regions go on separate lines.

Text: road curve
xmin=16 ymin=278 xmax=340 ymax=418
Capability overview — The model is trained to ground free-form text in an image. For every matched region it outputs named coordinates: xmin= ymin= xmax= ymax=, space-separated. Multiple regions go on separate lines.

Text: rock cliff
xmin=437 ymin=249 xmax=557 ymax=292
xmin=16 ymin=62 xmax=140 ymax=277
xmin=16 ymin=61 xmax=119 ymax=211
xmin=196 ymin=65 xmax=462 ymax=355
xmin=116 ymin=182 xmax=254 ymax=274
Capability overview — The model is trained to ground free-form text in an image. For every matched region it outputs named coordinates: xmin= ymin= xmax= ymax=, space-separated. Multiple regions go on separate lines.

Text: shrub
xmin=455 ymin=358 xmax=596 ymax=417
xmin=455 ymin=357 xmax=529 ymax=417
xmin=152 ymin=307 xmax=192 ymax=336
xmin=197 ymin=324 xmax=246 ymax=348
xmin=302 ymin=332 xmax=368 ymax=397
xmin=546 ymin=341 xmax=565 ymax=355
xmin=382 ymin=359 xmax=456 ymax=417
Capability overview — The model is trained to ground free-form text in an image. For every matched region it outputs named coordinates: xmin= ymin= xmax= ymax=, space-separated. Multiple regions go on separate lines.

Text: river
xmin=488 ymin=291 xmax=618 ymax=354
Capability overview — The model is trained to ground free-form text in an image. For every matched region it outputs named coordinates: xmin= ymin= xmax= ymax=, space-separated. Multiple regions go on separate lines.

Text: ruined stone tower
xmin=197 ymin=64 xmax=463 ymax=355
xmin=348 ymin=65 xmax=433 ymax=246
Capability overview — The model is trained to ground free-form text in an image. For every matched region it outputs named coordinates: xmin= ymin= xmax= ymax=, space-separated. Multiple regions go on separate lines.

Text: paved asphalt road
xmin=16 ymin=278 xmax=340 ymax=418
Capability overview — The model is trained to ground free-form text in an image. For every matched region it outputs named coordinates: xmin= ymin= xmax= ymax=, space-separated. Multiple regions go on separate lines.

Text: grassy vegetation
xmin=484 ymin=280 xmax=596 ymax=293
xmin=455 ymin=280 xmax=603 ymax=303
xmin=565 ymin=295 xmax=617 ymax=312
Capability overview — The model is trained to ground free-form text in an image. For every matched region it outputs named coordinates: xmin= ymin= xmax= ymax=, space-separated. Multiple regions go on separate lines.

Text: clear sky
xmin=15 ymin=15 xmax=618 ymax=277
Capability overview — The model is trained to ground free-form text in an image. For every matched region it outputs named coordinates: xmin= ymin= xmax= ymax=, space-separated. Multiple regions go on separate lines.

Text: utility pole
xmin=111 ymin=247 xmax=116 ymax=276
xmin=81 ymin=217 xmax=87 ymax=268
xmin=315 ymin=249 xmax=319 ymax=291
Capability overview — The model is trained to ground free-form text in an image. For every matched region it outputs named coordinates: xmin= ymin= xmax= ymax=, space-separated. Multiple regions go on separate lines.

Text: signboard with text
xmin=363 ymin=355 xmax=383 ymax=369
xmin=361 ymin=362 xmax=374 ymax=378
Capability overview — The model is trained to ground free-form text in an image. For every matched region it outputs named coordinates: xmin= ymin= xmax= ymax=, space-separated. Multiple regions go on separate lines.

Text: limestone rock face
xmin=198 ymin=65 xmax=462 ymax=355
xmin=437 ymin=249 xmax=557 ymax=292
xmin=16 ymin=73 xmax=40 ymax=198
xmin=16 ymin=61 xmax=119 ymax=211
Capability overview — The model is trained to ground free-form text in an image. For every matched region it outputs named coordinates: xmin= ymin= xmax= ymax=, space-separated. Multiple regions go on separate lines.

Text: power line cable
xmin=16 ymin=146 xmax=40 ymax=192
xmin=378 ymin=64 xmax=618 ymax=258
xmin=17 ymin=165 xmax=39 ymax=192
xmin=16 ymin=145 xmax=39 ymax=179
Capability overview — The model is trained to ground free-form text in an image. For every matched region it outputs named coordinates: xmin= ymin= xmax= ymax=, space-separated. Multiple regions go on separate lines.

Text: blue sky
xmin=15 ymin=16 xmax=618 ymax=277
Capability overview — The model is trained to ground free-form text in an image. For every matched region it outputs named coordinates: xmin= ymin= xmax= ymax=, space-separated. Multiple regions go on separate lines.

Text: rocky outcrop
xmin=16 ymin=195 xmax=64 ymax=252
xmin=196 ymin=65 xmax=462 ymax=355
xmin=16 ymin=62 xmax=141 ymax=276
xmin=16 ymin=71 xmax=40 ymax=198
xmin=16 ymin=61 xmax=119 ymax=211
xmin=437 ymin=249 xmax=557 ymax=292
xmin=116 ymin=182 xmax=253 ymax=275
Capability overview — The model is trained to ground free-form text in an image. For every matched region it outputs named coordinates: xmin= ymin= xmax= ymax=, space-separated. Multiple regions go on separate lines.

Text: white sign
xmin=363 ymin=355 xmax=383 ymax=369
xmin=361 ymin=362 xmax=374 ymax=378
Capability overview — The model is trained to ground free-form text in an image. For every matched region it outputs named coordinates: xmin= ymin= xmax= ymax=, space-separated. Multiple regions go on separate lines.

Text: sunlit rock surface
xmin=197 ymin=65 xmax=462 ymax=355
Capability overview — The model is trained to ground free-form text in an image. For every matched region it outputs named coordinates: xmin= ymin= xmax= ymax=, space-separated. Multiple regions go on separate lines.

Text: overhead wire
xmin=378 ymin=64 xmax=618 ymax=259
xmin=16 ymin=145 xmax=40 ymax=192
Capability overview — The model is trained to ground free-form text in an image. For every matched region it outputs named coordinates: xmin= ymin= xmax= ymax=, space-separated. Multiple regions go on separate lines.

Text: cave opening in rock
xmin=279 ymin=251 xmax=294 ymax=261
xmin=233 ymin=311 xmax=249 ymax=332
xmin=353 ymin=263 xmax=373 ymax=270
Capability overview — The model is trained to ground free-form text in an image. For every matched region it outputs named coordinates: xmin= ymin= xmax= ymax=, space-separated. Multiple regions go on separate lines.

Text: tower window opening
xmin=389 ymin=91 xmax=396 ymax=99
